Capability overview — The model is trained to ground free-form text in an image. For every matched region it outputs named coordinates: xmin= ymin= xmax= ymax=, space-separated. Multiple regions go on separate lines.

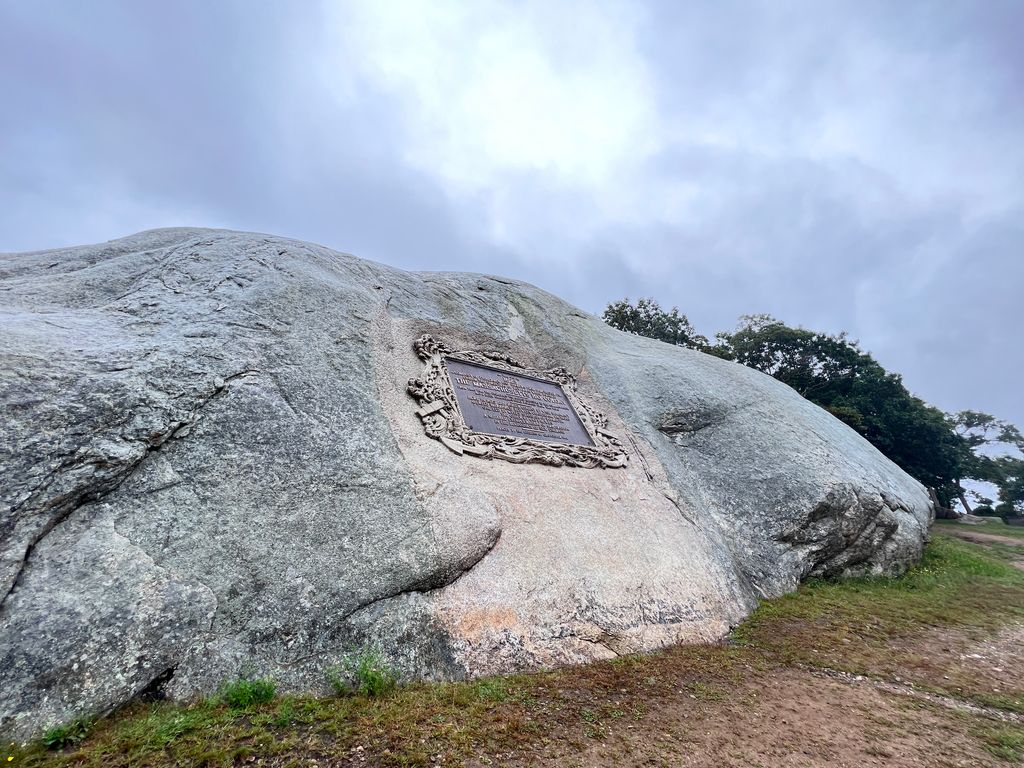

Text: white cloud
xmin=326 ymin=0 xmax=659 ymax=244
xmin=3 ymin=0 xmax=1021 ymax=428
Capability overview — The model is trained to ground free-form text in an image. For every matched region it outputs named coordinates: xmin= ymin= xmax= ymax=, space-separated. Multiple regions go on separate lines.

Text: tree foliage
xmin=992 ymin=457 xmax=1024 ymax=514
xmin=603 ymin=298 xmax=710 ymax=350
xmin=713 ymin=314 xmax=963 ymax=501
xmin=951 ymin=412 xmax=1024 ymax=513
xmin=602 ymin=299 xmax=1022 ymax=510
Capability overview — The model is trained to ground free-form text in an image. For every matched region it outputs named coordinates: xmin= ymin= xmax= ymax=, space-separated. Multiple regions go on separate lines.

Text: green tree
xmin=993 ymin=457 xmax=1024 ymax=514
xmin=605 ymin=306 xmax=969 ymax=502
xmin=995 ymin=501 xmax=1018 ymax=517
xmin=951 ymin=412 xmax=1024 ymax=513
xmin=712 ymin=314 xmax=866 ymax=399
xmin=603 ymin=298 xmax=710 ymax=351
xmin=711 ymin=315 xmax=966 ymax=501
xmin=602 ymin=303 xmax=1022 ymax=511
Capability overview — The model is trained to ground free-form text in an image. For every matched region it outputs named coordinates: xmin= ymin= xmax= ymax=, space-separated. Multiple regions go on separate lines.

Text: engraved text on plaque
xmin=407 ymin=334 xmax=627 ymax=467
xmin=445 ymin=358 xmax=595 ymax=446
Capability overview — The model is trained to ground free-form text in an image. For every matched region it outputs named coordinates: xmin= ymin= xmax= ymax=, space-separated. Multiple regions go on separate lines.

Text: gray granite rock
xmin=0 ymin=229 xmax=932 ymax=739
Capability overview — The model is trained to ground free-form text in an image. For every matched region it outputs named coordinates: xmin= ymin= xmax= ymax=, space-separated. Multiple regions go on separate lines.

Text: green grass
xmin=217 ymin=676 xmax=276 ymax=710
xmin=733 ymin=535 xmax=1024 ymax=658
xmin=973 ymin=692 xmax=1024 ymax=715
xmin=13 ymin=533 xmax=1024 ymax=768
xmin=934 ymin=518 xmax=1024 ymax=540
xmin=121 ymin=707 xmax=208 ymax=748
xmin=40 ymin=718 xmax=91 ymax=751
xmin=326 ymin=647 xmax=399 ymax=698
xmin=732 ymin=534 xmax=1024 ymax=715
xmin=473 ymin=678 xmax=512 ymax=702
xmin=682 ymin=681 xmax=726 ymax=701
xmin=975 ymin=723 xmax=1024 ymax=762
xmin=976 ymin=540 xmax=1024 ymax=566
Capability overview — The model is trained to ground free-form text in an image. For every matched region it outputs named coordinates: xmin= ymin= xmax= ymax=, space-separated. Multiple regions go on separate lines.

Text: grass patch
xmin=973 ymin=692 xmax=1024 ymax=715
xmin=733 ymin=535 xmax=1024 ymax=660
xmin=326 ymin=647 xmax=399 ymax=698
xmin=218 ymin=675 xmax=276 ymax=710
xmin=119 ymin=706 xmax=210 ymax=749
xmin=41 ymin=718 xmax=91 ymax=750
xmin=473 ymin=677 xmax=512 ymax=702
xmin=683 ymin=682 xmax=726 ymax=701
xmin=934 ymin=518 xmax=1024 ymax=540
xmin=732 ymin=533 xmax=1024 ymax=712
xmin=974 ymin=722 xmax=1024 ymax=762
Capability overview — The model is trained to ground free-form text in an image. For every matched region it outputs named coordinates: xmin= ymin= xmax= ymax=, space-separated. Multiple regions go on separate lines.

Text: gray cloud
xmin=1 ymin=0 xmax=1021 ymax=427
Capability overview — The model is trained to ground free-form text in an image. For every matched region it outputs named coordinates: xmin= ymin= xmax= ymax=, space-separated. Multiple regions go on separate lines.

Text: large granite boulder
xmin=0 ymin=229 xmax=932 ymax=738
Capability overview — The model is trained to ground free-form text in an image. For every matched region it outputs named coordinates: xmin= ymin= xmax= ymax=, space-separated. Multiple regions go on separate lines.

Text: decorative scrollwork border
xmin=407 ymin=335 xmax=628 ymax=468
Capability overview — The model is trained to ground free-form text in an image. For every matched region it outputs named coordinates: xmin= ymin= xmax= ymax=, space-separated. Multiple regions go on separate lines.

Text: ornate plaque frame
xmin=407 ymin=335 xmax=628 ymax=468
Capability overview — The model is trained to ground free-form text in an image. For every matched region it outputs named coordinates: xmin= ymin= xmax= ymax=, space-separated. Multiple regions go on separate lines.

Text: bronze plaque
xmin=445 ymin=357 xmax=595 ymax=447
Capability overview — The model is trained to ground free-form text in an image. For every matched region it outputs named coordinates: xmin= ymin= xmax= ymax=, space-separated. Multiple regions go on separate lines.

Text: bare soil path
xmin=484 ymin=624 xmax=1024 ymax=768
xmin=939 ymin=528 xmax=1024 ymax=548
xmin=511 ymin=668 xmax=1008 ymax=768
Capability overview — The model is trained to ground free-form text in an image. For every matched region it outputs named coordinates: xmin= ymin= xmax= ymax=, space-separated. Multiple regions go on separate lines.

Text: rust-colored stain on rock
xmin=445 ymin=606 xmax=522 ymax=640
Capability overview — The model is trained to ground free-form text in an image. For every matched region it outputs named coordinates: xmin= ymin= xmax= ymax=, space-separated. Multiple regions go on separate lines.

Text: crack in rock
xmin=1 ymin=369 xmax=260 ymax=609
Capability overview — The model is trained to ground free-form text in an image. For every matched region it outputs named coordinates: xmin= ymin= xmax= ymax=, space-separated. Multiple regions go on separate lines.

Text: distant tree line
xmin=603 ymin=298 xmax=1024 ymax=516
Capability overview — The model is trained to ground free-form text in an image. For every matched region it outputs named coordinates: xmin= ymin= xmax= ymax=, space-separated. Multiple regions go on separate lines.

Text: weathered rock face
xmin=0 ymin=229 xmax=932 ymax=738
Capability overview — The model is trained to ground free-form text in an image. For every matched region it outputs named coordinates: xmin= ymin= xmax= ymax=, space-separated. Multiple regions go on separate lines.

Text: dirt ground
xmin=515 ymin=670 xmax=1007 ymax=768
xmin=475 ymin=627 xmax=1024 ymax=768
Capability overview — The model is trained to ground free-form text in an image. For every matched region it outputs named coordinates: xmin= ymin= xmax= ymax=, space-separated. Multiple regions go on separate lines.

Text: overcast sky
xmin=2 ymin=0 xmax=1021 ymax=427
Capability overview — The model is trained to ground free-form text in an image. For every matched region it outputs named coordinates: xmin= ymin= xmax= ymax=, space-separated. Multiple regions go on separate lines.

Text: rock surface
xmin=0 ymin=229 xmax=932 ymax=738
